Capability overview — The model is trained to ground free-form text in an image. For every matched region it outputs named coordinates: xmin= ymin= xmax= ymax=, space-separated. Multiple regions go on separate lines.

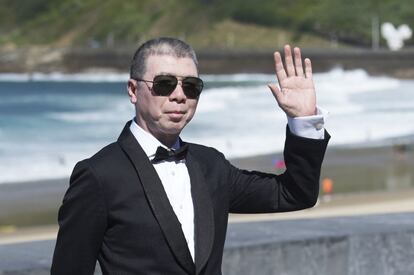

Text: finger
xmin=304 ymin=58 xmax=313 ymax=78
xmin=273 ymin=51 xmax=287 ymax=82
xmin=284 ymin=45 xmax=296 ymax=77
xmin=294 ymin=47 xmax=304 ymax=77
xmin=267 ymin=83 xmax=283 ymax=104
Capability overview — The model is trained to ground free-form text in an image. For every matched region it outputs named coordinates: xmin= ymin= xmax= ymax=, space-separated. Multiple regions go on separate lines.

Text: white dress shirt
xmin=129 ymin=109 xmax=326 ymax=262
xmin=129 ymin=121 xmax=196 ymax=260
xmin=287 ymin=107 xmax=328 ymax=139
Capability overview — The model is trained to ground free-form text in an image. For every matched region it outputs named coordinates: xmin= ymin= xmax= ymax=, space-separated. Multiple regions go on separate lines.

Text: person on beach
xmin=51 ymin=37 xmax=330 ymax=275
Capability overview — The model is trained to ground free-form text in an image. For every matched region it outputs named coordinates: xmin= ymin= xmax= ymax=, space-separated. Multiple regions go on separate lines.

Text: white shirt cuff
xmin=287 ymin=107 xmax=328 ymax=140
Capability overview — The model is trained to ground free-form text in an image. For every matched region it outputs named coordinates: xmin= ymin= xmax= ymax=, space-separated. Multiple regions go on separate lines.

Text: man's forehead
xmin=146 ymin=54 xmax=195 ymax=64
xmin=145 ymin=54 xmax=198 ymax=76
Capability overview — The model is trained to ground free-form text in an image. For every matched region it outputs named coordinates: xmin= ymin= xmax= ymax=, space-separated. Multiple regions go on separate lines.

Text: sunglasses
xmin=134 ymin=75 xmax=204 ymax=99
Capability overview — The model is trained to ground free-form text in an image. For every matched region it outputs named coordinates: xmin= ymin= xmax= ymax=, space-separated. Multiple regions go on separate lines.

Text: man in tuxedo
xmin=51 ymin=37 xmax=329 ymax=275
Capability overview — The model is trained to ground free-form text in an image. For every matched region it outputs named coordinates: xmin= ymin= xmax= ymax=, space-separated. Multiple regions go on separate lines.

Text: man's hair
xmin=130 ymin=37 xmax=198 ymax=79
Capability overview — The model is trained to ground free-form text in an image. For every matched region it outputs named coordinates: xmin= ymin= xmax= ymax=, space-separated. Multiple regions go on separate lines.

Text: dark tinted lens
xmin=152 ymin=75 xmax=177 ymax=96
xmin=182 ymin=77 xmax=203 ymax=99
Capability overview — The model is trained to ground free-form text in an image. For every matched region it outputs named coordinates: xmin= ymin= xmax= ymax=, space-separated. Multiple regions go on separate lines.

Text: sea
xmin=1 ymin=68 xmax=414 ymax=184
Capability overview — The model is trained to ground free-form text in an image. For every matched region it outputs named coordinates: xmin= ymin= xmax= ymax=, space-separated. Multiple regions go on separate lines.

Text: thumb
xmin=267 ymin=83 xmax=283 ymax=103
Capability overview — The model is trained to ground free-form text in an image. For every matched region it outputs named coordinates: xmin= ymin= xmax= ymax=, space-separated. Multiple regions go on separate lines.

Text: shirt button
xmin=315 ymin=123 xmax=323 ymax=130
xmin=171 ymin=171 xmax=175 ymax=176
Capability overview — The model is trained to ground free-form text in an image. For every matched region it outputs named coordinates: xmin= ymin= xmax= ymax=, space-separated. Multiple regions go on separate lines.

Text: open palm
xmin=268 ymin=45 xmax=316 ymax=117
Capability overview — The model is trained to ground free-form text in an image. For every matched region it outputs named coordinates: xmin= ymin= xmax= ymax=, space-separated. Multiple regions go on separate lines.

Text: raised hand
xmin=268 ymin=45 xmax=316 ymax=117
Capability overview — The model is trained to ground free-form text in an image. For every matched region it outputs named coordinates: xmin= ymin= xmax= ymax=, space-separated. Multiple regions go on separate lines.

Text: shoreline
xmin=0 ymin=140 xmax=413 ymax=230
xmin=0 ymin=138 xmax=413 ymax=247
xmin=2 ymin=132 xmax=413 ymax=186
xmin=0 ymin=179 xmax=67 ymax=228
xmin=2 ymin=188 xmax=414 ymax=246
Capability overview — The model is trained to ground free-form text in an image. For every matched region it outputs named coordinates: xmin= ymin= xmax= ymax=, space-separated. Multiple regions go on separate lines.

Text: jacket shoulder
xmin=186 ymin=142 xmax=229 ymax=165
xmin=74 ymin=142 xmax=128 ymax=176
xmin=89 ymin=142 xmax=123 ymax=162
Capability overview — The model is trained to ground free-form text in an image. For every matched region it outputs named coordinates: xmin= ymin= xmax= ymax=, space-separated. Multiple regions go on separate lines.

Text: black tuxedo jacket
xmin=51 ymin=121 xmax=329 ymax=275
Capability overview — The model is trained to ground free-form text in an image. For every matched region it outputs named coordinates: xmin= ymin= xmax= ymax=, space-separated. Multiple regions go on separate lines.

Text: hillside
xmin=0 ymin=0 xmax=413 ymax=50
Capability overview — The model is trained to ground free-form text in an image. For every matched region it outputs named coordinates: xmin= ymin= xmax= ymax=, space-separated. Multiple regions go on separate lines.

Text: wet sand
xmin=2 ymin=187 xmax=414 ymax=246
xmin=1 ymin=141 xmax=413 ymax=243
xmin=0 ymin=178 xmax=66 ymax=228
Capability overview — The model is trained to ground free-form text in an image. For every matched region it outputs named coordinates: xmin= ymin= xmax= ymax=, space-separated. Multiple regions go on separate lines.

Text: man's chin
xmin=161 ymin=124 xmax=185 ymax=136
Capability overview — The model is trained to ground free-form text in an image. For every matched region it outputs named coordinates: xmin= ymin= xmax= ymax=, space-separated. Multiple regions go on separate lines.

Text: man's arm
xmin=229 ymin=45 xmax=330 ymax=213
xmin=51 ymin=160 xmax=107 ymax=275
xmin=228 ymin=127 xmax=330 ymax=213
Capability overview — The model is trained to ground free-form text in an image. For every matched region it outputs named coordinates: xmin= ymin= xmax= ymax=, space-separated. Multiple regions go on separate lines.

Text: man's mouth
xmin=166 ymin=111 xmax=186 ymax=121
xmin=166 ymin=110 xmax=185 ymax=114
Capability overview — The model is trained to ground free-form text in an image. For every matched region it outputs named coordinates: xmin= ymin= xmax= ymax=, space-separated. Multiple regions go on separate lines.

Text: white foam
xmin=47 ymin=111 xmax=122 ymax=123
xmin=0 ymin=73 xmax=32 ymax=82
xmin=197 ymin=87 xmax=242 ymax=113
xmin=315 ymin=68 xmax=400 ymax=96
xmin=0 ymin=71 xmax=273 ymax=83
xmin=0 ymin=72 xmax=129 ymax=82
xmin=0 ymin=152 xmax=86 ymax=184
xmin=202 ymin=73 xmax=275 ymax=83
xmin=189 ymin=69 xmax=411 ymax=158
xmin=1 ymin=68 xmax=414 ymax=184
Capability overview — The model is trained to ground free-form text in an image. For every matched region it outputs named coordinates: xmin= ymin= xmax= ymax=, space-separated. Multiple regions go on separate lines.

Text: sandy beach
xmin=0 ymin=141 xmax=413 ymax=244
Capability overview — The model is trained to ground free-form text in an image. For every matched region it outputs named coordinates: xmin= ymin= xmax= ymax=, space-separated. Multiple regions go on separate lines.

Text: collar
xmin=129 ymin=118 xmax=181 ymax=160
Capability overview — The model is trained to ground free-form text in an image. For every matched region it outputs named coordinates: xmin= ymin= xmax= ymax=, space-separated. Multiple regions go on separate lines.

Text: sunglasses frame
xmin=133 ymin=75 xmax=204 ymax=99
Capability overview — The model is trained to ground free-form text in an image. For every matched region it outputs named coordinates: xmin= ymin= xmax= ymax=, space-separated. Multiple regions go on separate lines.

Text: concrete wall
xmin=1 ymin=213 xmax=414 ymax=275
xmin=223 ymin=213 xmax=414 ymax=275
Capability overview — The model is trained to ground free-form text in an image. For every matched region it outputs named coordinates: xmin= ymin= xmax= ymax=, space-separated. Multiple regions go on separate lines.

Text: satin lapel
xmin=186 ymin=146 xmax=215 ymax=275
xmin=117 ymin=122 xmax=195 ymax=275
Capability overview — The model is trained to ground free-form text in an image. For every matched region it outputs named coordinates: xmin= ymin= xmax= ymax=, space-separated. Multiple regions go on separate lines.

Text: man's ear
xmin=127 ymin=79 xmax=138 ymax=104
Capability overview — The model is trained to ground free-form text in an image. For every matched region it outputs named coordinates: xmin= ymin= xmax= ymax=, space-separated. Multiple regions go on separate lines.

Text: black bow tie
xmin=151 ymin=144 xmax=189 ymax=164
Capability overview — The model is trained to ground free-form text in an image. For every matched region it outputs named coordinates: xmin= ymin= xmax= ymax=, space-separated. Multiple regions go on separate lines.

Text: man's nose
xmin=169 ymin=81 xmax=186 ymax=102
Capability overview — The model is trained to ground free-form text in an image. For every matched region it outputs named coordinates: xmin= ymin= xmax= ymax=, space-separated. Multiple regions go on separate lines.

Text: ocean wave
xmin=184 ymin=131 xmax=287 ymax=158
xmin=1 ymin=68 xmax=413 ymax=184
xmin=46 ymin=111 xmax=125 ymax=123
xmin=0 ymin=68 xmax=402 ymax=93
xmin=315 ymin=68 xmax=400 ymax=95
xmin=0 ymin=71 xmax=272 ymax=83
xmin=202 ymin=73 xmax=275 ymax=83
xmin=0 ymin=72 xmax=129 ymax=82
xmin=0 ymin=153 xmax=80 ymax=184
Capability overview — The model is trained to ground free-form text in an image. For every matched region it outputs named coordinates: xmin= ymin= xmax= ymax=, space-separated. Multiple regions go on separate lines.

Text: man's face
xmin=128 ymin=54 xmax=199 ymax=144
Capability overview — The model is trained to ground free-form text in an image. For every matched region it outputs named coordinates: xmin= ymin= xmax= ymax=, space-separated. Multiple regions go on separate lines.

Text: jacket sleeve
xmin=51 ymin=160 xmax=107 ymax=275
xmin=228 ymin=127 xmax=330 ymax=213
